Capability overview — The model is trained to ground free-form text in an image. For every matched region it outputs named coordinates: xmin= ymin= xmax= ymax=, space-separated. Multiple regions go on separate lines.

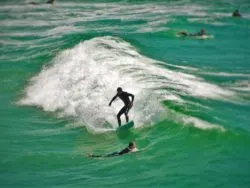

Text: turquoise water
xmin=1 ymin=0 xmax=250 ymax=187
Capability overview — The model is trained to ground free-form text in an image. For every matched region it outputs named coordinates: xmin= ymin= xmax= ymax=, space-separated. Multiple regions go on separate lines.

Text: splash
xmin=19 ymin=36 xmax=234 ymax=132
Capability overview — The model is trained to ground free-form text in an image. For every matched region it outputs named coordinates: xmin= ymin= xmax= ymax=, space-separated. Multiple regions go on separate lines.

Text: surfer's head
xmin=117 ymin=87 xmax=123 ymax=94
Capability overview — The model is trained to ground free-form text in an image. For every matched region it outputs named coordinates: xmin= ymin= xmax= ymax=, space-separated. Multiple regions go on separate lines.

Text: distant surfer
xmin=177 ymin=29 xmax=207 ymax=37
xmin=232 ymin=9 xmax=241 ymax=17
xmin=29 ymin=0 xmax=55 ymax=5
xmin=88 ymin=142 xmax=138 ymax=158
xmin=109 ymin=87 xmax=134 ymax=127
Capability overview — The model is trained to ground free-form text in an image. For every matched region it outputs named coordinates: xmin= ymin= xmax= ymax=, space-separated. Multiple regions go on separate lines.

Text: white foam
xmin=181 ymin=116 xmax=225 ymax=131
xmin=228 ymin=80 xmax=250 ymax=92
xmin=201 ymin=72 xmax=250 ymax=78
xmin=163 ymin=63 xmax=199 ymax=71
xmin=19 ymin=36 xmax=234 ymax=132
xmin=0 ymin=1 xmax=208 ymax=39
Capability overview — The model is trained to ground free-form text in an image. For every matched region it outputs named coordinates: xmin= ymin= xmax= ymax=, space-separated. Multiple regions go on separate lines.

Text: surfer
xmin=177 ymin=29 xmax=207 ymax=37
xmin=88 ymin=142 xmax=138 ymax=158
xmin=29 ymin=0 xmax=55 ymax=5
xmin=232 ymin=9 xmax=241 ymax=17
xmin=109 ymin=87 xmax=134 ymax=127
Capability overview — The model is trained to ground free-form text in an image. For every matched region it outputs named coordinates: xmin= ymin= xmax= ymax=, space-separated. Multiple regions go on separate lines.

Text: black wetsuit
xmin=89 ymin=147 xmax=131 ymax=158
xmin=178 ymin=31 xmax=205 ymax=37
xmin=233 ymin=12 xmax=241 ymax=17
xmin=47 ymin=0 xmax=54 ymax=3
xmin=189 ymin=32 xmax=205 ymax=37
xmin=109 ymin=91 xmax=134 ymax=126
xmin=29 ymin=0 xmax=54 ymax=5
xmin=117 ymin=92 xmax=133 ymax=116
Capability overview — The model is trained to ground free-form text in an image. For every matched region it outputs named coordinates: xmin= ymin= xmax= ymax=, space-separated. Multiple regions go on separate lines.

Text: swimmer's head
xmin=233 ymin=9 xmax=241 ymax=17
xmin=201 ymin=29 xmax=206 ymax=34
xmin=128 ymin=142 xmax=136 ymax=149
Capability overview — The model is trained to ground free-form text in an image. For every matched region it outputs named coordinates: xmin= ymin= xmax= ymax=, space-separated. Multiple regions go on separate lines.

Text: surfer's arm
xmin=128 ymin=93 xmax=134 ymax=103
xmin=109 ymin=94 xmax=118 ymax=106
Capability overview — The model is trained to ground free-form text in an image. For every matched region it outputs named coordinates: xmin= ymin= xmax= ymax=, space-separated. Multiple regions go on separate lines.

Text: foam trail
xmin=181 ymin=116 xmax=225 ymax=131
xmin=19 ymin=36 xmax=234 ymax=133
xmin=228 ymin=80 xmax=250 ymax=92
xmin=201 ymin=72 xmax=250 ymax=78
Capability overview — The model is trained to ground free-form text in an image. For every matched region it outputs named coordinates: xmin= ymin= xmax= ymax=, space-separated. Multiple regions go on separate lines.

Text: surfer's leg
xmin=125 ymin=107 xmax=129 ymax=122
xmin=125 ymin=104 xmax=132 ymax=122
xmin=125 ymin=113 xmax=129 ymax=123
xmin=117 ymin=116 xmax=121 ymax=127
xmin=117 ymin=106 xmax=127 ymax=127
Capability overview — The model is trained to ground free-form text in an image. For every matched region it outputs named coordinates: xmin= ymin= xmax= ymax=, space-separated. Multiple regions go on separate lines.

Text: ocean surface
xmin=1 ymin=0 xmax=250 ymax=187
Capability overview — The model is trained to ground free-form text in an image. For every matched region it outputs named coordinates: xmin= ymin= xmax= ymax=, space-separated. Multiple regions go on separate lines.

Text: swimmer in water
xmin=177 ymin=29 xmax=207 ymax=37
xmin=88 ymin=142 xmax=138 ymax=158
xmin=29 ymin=0 xmax=55 ymax=5
xmin=232 ymin=9 xmax=241 ymax=17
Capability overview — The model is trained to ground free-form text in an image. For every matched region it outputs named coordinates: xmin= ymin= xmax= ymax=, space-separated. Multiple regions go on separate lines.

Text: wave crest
xmin=19 ymin=36 xmax=233 ymax=132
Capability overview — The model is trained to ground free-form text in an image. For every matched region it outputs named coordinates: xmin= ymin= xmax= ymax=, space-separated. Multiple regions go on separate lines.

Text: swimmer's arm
xmin=131 ymin=148 xmax=138 ymax=152
xmin=88 ymin=153 xmax=103 ymax=158
xmin=189 ymin=33 xmax=198 ymax=36
xmin=118 ymin=148 xmax=130 ymax=155
xmin=88 ymin=152 xmax=119 ymax=158
xmin=177 ymin=31 xmax=189 ymax=36
xmin=47 ymin=0 xmax=55 ymax=4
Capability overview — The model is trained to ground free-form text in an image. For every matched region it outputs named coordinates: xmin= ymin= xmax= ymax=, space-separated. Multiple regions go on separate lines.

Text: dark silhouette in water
xmin=29 ymin=0 xmax=55 ymax=5
xmin=177 ymin=29 xmax=207 ymax=37
xmin=88 ymin=142 xmax=138 ymax=158
xmin=109 ymin=87 xmax=134 ymax=127
xmin=232 ymin=9 xmax=241 ymax=17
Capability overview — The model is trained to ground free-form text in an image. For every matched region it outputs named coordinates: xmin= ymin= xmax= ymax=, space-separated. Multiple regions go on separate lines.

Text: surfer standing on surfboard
xmin=109 ymin=87 xmax=134 ymax=127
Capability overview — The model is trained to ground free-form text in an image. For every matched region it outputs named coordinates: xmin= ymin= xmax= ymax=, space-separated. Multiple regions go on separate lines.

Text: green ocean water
xmin=1 ymin=0 xmax=250 ymax=187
